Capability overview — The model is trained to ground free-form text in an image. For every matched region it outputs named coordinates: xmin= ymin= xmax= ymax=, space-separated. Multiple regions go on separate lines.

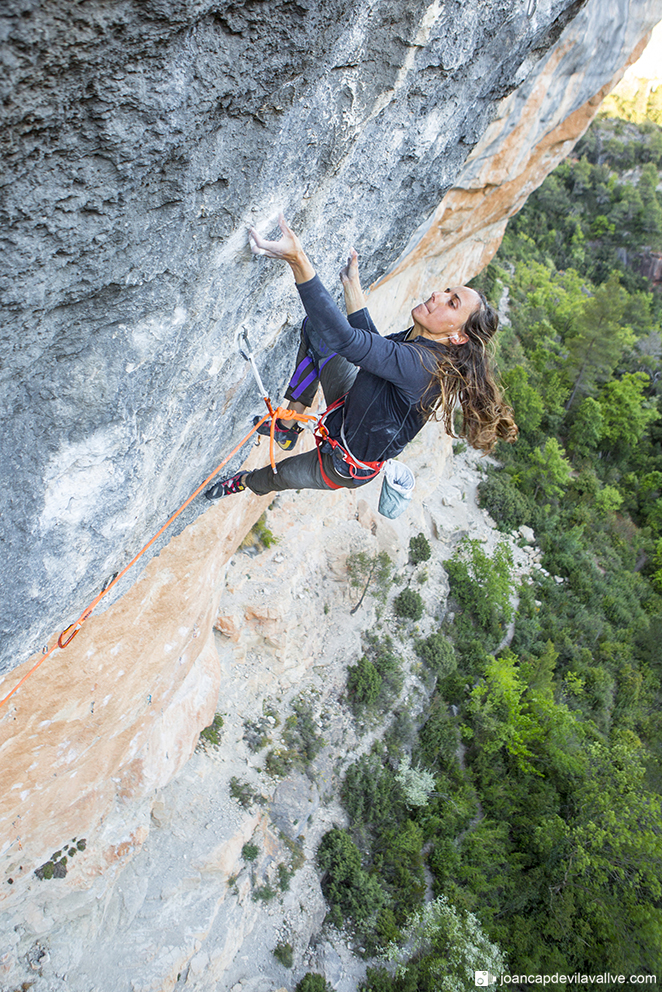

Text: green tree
xmin=446 ymin=540 xmax=513 ymax=654
xmin=524 ymin=437 xmax=572 ymax=499
xmin=651 ymin=537 xmax=662 ymax=592
xmin=342 ymin=754 xmax=406 ymax=833
xmin=564 ymin=273 xmax=634 ymax=409
xmin=415 ymin=632 xmax=457 ymax=677
xmin=536 ymin=741 xmax=662 ymax=972
xmin=467 ymin=652 xmax=543 ymax=775
xmin=382 ymin=895 xmax=506 ymax=989
xmin=567 ymin=396 xmax=604 ymax=457
xmin=317 ymin=828 xmax=387 ymax=926
xmin=347 ymin=550 xmax=393 ymax=614
xmin=347 ymin=656 xmax=382 ymax=711
xmin=502 ymin=364 xmax=544 ymax=435
xmin=409 ymin=533 xmax=432 ymax=565
xmin=377 ymin=819 xmax=426 ymax=922
xmin=417 ymin=700 xmax=461 ymax=770
xmin=637 ymin=162 xmax=662 ymax=240
xmin=609 ymin=181 xmax=644 ymax=234
xmin=598 ymin=371 xmax=659 ymax=452
xmin=393 ymin=588 xmax=424 ymax=621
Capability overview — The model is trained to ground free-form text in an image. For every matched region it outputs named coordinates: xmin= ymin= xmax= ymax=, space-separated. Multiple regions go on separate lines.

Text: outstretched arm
xmin=248 ymin=213 xmax=316 ymax=284
xmin=339 ymin=248 xmax=366 ymax=315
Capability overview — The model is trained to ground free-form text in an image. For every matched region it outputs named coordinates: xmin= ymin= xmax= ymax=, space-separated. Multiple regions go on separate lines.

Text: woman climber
xmin=204 ymin=214 xmax=517 ymax=501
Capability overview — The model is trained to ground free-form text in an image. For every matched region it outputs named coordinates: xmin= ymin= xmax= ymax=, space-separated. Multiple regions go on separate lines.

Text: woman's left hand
xmin=339 ymin=248 xmax=360 ymax=286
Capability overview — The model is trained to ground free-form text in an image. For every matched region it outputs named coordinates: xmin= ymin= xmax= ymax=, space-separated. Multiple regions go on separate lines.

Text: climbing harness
xmin=239 ymin=326 xmax=383 ymax=489
xmin=314 ymin=395 xmax=384 ymax=490
xmin=0 ymin=337 xmax=313 ymax=711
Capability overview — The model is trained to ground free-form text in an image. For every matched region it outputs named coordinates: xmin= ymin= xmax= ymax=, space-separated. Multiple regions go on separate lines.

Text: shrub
xmin=265 ymin=748 xmax=295 ymax=778
xmin=418 ymin=703 xmax=460 ymax=770
xmin=342 ymin=754 xmax=406 ymax=833
xmin=393 ymin=588 xmax=424 ymax=620
xmin=266 ymin=696 xmax=325 ymax=776
xmin=295 ymin=975 xmax=333 ymax=992
xmin=478 ymin=472 xmax=531 ymax=531
xmin=240 ymin=513 xmax=279 ymax=551
xmin=254 ymin=514 xmax=278 ymax=548
xmin=282 ymin=697 xmax=325 ymax=765
xmin=416 ymin=632 xmax=457 ymax=676
xmin=409 ymin=533 xmax=432 ymax=565
xmin=277 ymin=862 xmax=294 ymax=891
xmin=366 ymin=634 xmax=404 ymax=704
xmin=252 ymin=883 xmax=277 ymax=902
xmin=346 ymin=657 xmax=382 ymax=710
xmin=230 ymin=777 xmax=261 ymax=808
xmin=241 ymin=842 xmax=259 ymax=862
xmin=384 ymin=708 xmax=417 ymax=755
xmin=279 ymin=832 xmax=306 ymax=871
xmin=198 ymin=713 xmax=224 ymax=749
xmin=273 ymin=941 xmax=293 ymax=968
xmin=243 ymin=716 xmax=271 ymax=752
xmin=317 ymin=828 xmax=387 ymax=923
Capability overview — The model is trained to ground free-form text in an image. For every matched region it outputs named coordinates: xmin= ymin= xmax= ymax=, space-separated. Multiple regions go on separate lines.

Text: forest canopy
xmin=317 ymin=111 xmax=662 ymax=991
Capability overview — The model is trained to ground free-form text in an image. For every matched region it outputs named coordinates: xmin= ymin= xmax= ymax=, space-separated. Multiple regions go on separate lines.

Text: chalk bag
xmin=378 ymin=459 xmax=415 ymax=519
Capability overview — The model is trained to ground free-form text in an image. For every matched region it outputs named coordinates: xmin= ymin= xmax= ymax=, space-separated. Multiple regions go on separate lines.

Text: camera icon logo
xmin=475 ymin=971 xmax=497 ymax=986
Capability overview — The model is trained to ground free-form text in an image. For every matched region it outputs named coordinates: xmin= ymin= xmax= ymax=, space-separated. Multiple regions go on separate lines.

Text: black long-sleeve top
xmin=297 ymin=274 xmax=448 ymax=465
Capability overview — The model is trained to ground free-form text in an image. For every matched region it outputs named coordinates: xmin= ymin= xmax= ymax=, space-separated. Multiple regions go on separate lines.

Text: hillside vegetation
xmin=311 ymin=115 xmax=662 ymax=990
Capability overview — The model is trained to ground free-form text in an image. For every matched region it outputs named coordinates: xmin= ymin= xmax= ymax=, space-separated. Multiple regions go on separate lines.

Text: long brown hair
xmin=421 ymin=291 xmax=518 ymax=453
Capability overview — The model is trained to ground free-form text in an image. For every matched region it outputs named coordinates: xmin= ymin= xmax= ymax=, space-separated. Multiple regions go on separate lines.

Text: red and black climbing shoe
xmin=254 ymin=416 xmax=303 ymax=451
xmin=205 ymin=472 xmax=247 ymax=501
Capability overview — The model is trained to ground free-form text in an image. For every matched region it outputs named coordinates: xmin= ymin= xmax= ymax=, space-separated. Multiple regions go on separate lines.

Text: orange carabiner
xmin=57 ymin=624 xmax=81 ymax=649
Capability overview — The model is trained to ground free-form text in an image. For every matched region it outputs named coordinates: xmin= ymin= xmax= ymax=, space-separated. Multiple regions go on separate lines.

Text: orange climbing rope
xmin=0 ymin=402 xmax=315 ymax=710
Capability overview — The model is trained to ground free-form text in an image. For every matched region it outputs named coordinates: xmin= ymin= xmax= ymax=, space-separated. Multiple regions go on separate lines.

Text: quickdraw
xmin=238 ymin=329 xmax=316 ymax=473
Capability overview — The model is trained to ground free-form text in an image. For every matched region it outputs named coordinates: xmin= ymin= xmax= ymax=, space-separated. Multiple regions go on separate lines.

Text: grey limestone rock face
xmin=0 ymin=0 xmax=620 ymax=672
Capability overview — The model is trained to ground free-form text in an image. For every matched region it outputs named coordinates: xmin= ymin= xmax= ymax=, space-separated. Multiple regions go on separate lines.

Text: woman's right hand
xmin=249 ymin=212 xmax=301 ymax=262
xmin=249 ymin=212 xmax=315 ymax=284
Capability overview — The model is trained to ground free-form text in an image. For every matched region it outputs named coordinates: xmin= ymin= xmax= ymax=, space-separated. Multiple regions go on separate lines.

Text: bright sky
xmin=622 ymin=19 xmax=662 ymax=85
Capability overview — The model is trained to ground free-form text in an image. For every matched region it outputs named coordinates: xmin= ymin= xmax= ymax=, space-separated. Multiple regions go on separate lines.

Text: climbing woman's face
xmin=411 ymin=286 xmax=480 ymax=343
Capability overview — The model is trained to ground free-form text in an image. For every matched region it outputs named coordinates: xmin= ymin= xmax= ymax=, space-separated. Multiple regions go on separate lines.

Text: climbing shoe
xmin=205 ymin=472 xmax=247 ymax=500
xmin=254 ymin=416 xmax=303 ymax=451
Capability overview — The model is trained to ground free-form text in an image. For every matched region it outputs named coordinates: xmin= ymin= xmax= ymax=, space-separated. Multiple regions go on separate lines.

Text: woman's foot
xmin=205 ymin=472 xmax=247 ymax=500
xmin=254 ymin=416 xmax=303 ymax=451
